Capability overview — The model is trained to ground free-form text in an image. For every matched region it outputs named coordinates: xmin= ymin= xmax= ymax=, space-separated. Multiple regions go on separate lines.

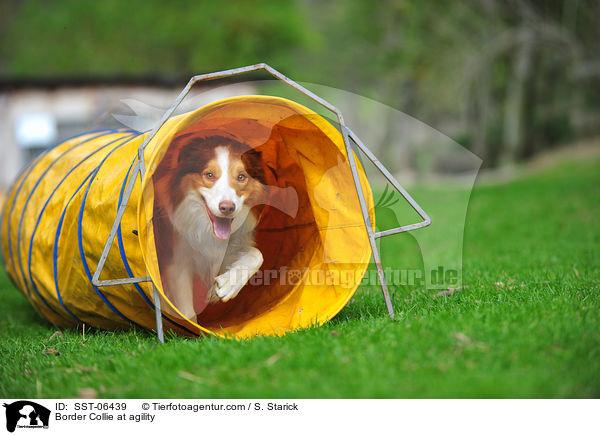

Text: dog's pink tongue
xmin=213 ymin=217 xmax=232 ymax=240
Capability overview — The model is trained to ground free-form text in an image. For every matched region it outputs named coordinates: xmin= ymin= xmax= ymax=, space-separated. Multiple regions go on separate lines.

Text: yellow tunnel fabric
xmin=1 ymin=96 xmax=375 ymax=338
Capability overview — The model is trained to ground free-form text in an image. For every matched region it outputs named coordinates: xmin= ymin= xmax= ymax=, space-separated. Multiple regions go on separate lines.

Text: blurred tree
xmin=303 ymin=0 xmax=600 ymax=168
xmin=0 ymin=0 xmax=314 ymax=77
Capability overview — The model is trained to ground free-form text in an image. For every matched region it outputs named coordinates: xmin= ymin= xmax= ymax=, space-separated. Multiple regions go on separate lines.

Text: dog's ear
xmin=173 ymin=133 xmax=200 ymax=164
xmin=242 ymin=149 xmax=266 ymax=184
xmin=153 ymin=133 xmax=191 ymax=182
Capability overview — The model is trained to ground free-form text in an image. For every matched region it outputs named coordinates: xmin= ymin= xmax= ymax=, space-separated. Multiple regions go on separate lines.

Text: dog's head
xmin=160 ymin=133 xmax=265 ymax=240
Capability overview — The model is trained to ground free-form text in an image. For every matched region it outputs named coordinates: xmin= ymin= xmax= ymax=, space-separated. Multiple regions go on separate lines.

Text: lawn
xmin=0 ymin=157 xmax=598 ymax=398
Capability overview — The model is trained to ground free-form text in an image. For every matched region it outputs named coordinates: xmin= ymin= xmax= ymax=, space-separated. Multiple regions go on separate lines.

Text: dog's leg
xmin=166 ymin=264 xmax=196 ymax=318
xmin=209 ymin=247 xmax=263 ymax=303
xmin=165 ymin=240 xmax=197 ymax=318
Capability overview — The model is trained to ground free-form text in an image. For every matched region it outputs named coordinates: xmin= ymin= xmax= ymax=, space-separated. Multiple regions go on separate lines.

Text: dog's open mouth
xmin=205 ymin=205 xmax=233 ymax=240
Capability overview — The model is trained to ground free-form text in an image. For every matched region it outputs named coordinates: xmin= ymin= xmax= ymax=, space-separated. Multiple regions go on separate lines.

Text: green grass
xmin=1 ymin=158 xmax=599 ymax=398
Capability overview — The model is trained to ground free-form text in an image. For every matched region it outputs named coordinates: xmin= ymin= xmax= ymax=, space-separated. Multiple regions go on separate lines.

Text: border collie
xmin=153 ymin=133 xmax=266 ymax=319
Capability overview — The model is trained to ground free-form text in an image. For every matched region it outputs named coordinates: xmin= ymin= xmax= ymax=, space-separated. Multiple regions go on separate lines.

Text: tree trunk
xmin=503 ymin=29 xmax=534 ymax=163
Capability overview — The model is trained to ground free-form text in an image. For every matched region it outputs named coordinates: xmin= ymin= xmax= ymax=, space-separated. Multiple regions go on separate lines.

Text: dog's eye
xmin=237 ymin=173 xmax=247 ymax=182
xmin=205 ymin=172 xmax=214 ymax=179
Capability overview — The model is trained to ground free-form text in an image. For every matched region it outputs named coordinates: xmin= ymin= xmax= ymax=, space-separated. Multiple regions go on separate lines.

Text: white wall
xmin=0 ymin=82 xmax=256 ymax=188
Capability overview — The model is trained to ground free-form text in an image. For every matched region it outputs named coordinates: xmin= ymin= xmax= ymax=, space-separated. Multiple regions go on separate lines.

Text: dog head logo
xmin=3 ymin=401 xmax=50 ymax=432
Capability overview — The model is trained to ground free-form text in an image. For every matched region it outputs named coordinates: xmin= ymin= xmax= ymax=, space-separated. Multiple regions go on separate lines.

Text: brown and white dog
xmin=153 ymin=132 xmax=266 ymax=319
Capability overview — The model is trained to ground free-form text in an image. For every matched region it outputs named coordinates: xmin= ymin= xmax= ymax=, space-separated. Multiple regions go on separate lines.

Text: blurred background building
xmin=0 ymin=78 xmax=254 ymax=187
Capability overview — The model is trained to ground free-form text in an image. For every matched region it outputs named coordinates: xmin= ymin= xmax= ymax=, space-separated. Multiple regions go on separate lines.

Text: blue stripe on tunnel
xmin=0 ymin=150 xmax=55 ymax=313
xmin=2 ymin=129 xmax=116 ymax=279
xmin=77 ymin=135 xmax=146 ymax=329
xmin=27 ymin=132 xmax=137 ymax=321
xmin=14 ymin=130 xmax=120 ymax=314
xmin=4 ymin=130 xmax=134 ymax=317
xmin=0 ymin=151 xmax=50 ymax=272
xmin=53 ymin=170 xmax=96 ymax=323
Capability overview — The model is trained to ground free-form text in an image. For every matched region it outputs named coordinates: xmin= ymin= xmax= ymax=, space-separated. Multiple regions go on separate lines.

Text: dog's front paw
xmin=208 ymin=269 xmax=249 ymax=303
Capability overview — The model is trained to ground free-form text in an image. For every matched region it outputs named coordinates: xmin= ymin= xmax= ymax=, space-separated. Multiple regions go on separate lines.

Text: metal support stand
xmin=152 ymin=283 xmax=164 ymax=343
xmin=91 ymin=63 xmax=431 ymax=342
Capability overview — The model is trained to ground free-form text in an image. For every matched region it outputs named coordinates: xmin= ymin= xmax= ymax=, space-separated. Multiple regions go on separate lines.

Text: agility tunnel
xmin=0 ymin=95 xmax=376 ymax=338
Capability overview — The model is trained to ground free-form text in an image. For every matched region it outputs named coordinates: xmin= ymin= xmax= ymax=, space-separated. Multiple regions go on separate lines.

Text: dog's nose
xmin=218 ymin=200 xmax=236 ymax=216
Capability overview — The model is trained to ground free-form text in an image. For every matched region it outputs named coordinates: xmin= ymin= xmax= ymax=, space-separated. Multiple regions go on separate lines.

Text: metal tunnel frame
xmin=91 ymin=63 xmax=431 ymax=343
